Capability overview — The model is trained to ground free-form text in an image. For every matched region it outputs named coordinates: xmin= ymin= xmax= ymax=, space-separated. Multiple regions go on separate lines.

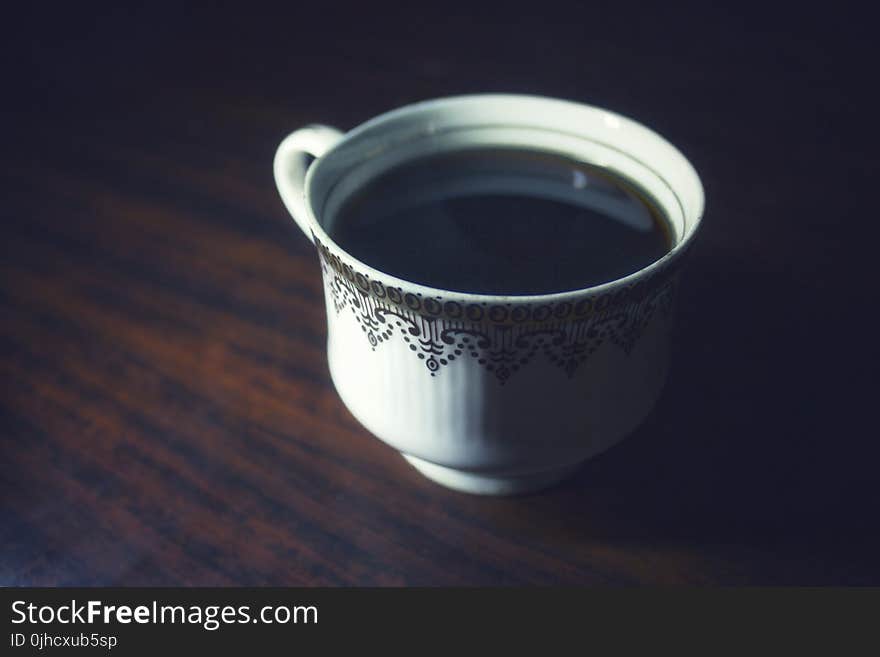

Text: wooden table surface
xmin=2 ymin=6 xmax=877 ymax=585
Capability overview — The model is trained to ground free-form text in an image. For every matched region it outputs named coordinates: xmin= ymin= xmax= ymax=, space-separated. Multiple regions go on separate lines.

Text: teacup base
xmin=402 ymin=454 xmax=581 ymax=496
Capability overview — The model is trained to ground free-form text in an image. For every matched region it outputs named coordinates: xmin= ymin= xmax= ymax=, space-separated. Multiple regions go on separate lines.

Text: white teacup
xmin=274 ymin=94 xmax=704 ymax=495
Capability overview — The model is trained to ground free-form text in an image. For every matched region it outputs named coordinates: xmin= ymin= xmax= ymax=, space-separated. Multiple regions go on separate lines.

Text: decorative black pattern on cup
xmin=314 ymin=236 xmax=672 ymax=323
xmin=316 ymin=237 xmax=676 ymax=384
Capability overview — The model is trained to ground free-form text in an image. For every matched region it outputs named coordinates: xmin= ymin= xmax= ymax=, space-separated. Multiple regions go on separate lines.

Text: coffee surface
xmin=328 ymin=148 xmax=672 ymax=295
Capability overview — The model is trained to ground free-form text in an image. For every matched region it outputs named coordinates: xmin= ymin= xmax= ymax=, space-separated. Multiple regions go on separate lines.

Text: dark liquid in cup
xmin=328 ymin=148 xmax=672 ymax=295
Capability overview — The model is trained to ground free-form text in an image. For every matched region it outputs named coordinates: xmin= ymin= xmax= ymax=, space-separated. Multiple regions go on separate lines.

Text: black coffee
xmin=328 ymin=148 xmax=672 ymax=295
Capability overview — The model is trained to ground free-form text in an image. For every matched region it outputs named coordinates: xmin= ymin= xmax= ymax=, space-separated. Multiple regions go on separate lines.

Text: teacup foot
xmin=402 ymin=454 xmax=581 ymax=496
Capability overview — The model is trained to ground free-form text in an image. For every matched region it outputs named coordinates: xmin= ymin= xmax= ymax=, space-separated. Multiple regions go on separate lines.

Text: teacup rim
xmin=302 ymin=93 xmax=704 ymax=305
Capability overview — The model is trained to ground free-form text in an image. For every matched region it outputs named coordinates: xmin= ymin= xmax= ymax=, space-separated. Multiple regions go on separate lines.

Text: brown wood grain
xmin=2 ymin=6 xmax=877 ymax=585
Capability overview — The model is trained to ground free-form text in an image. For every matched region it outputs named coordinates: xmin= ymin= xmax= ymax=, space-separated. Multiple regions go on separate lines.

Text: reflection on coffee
xmin=329 ymin=148 xmax=672 ymax=295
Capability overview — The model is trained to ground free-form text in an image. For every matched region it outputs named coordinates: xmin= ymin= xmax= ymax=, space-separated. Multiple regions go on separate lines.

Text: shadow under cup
xmin=294 ymin=95 xmax=704 ymax=494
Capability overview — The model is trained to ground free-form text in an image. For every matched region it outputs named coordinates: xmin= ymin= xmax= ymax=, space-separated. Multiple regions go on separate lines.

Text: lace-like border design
xmin=317 ymin=238 xmax=675 ymax=383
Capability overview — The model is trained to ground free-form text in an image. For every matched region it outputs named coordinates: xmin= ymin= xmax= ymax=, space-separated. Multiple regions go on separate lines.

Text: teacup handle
xmin=273 ymin=124 xmax=344 ymax=242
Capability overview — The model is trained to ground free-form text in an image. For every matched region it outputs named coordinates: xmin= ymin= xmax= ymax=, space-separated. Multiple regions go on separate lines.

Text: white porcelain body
xmin=274 ymin=95 xmax=704 ymax=494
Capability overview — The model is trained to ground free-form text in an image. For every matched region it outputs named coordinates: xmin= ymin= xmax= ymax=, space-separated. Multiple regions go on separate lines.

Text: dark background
xmin=2 ymin=3 xmax=877 ymax=584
